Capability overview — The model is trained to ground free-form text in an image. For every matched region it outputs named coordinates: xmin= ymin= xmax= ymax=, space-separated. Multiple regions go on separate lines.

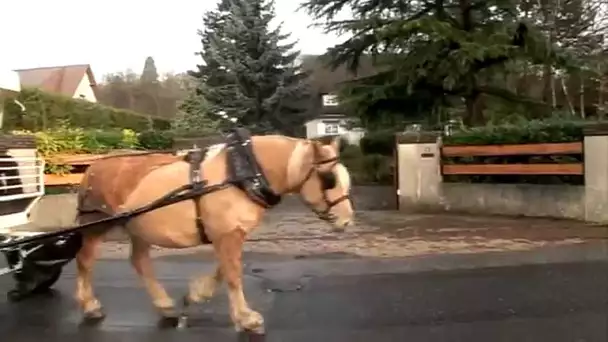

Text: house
xmin=14 ymin=64 xmax=98 ymax=102
xmin=303 ymin=93 xmax=365 ymax=145
xmin=300 ymin=55 xmax=378 ymax=144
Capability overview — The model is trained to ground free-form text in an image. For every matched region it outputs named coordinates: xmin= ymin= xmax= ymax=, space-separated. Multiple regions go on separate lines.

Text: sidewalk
xmin=97 ymin=211 xmax=608 ymax=259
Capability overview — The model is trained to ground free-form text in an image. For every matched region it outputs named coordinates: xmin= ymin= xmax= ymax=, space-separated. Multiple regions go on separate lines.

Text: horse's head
xmin=285 ymin=135 xmax=354 ymax=231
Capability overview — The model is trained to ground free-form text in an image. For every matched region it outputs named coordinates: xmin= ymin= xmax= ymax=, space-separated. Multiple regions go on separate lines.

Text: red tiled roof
xmin=14 ymin=64 xmax=97 ymax=97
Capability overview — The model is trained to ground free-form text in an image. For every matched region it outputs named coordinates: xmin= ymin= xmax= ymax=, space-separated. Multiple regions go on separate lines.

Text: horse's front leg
xmin=214 ymin=229 xmax=264 ymax=333
xmin=130 ymin=237 xmax=177 ymax=319
xmin=178 ymin=265 xmax=223 ymax=328
xmin=185 ymin=266 xmax=223 ymax=304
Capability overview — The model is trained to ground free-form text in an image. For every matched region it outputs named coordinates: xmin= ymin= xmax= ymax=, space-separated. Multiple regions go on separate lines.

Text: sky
xmin=1 ymin=0 xmax=344 ymax=79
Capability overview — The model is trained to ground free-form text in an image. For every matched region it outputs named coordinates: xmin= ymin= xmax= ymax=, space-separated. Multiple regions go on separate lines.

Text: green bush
xmin=11 ymin=127 xmax=141 ymax=174
xmin=360 ymin=154 xmax=393 ymax=184
xmin=2 ymin=88 xmax=170 ymax=132
xmin=340 ymin=143 xmax=393 ymax=185
xmin=359 ymin=129 xmax=395 ymax=156
xmin=137 ymin=130 xmax=175 ymax=150
xmin=443 ymin=118 xmax=587 ymax=146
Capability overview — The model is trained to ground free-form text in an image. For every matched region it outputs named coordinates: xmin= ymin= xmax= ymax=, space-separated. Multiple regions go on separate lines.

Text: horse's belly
xmin=118 ymin=161 xmax=205 ymax=249
xmin=126 ymin=202 xmax=203 ymax=248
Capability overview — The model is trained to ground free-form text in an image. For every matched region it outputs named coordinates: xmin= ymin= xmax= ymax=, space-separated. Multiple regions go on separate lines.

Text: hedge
xmin=2 ymin=88 xmax=170 ymax=132
xmin=359 ymin=129 xmax=395 ymax=156
xmin=443 ymin=118 xmax=587 ymax=146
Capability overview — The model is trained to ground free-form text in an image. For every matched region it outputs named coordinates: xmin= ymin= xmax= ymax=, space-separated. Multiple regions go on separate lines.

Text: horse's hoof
xmin=82 ymin=309 xmax=106 ymax=325
xmin=157 ymin=316 xmax=180 ymax=329
xmin=176 ymin=315 xmax=189 ymax=329
xmin=237 ymin=310 xmax=265 ymax=334
xmin=159 ymin=306 xmax=179 ymax=318
xmin=238 ymin=330 xmax=266 ymax=342
xmin=7 ymin=289 xmax=27 ymax=302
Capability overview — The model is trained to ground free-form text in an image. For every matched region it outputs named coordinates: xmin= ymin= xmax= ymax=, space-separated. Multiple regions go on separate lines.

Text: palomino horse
xmin=73 ymin=128 xmax=353 ymax=333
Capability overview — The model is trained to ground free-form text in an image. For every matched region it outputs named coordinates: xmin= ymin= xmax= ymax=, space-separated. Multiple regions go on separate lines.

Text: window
xmin=325 ymin=122 xmax=339 ymax=134
xmin=322 ymin=94 xmax=339 ymax=106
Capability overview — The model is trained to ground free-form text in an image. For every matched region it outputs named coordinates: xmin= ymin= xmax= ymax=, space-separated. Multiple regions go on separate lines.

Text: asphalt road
xmin=0 ymin=254 xmax=607 ymax=342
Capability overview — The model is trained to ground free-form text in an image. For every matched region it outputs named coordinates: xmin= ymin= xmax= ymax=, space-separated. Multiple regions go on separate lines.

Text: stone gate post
xmin=396 ymin=132 xmax=442 ymax=212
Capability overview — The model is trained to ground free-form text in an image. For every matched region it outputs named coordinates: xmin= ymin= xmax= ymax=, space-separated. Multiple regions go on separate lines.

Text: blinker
xmin=318 ymin=171 xmax=337 ymax=190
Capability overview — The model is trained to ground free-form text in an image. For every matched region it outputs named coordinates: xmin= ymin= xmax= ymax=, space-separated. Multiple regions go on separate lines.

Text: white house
xmin=14 ymin=64 xmax=98 ymax=102
xmin=304 ymin=93 xmax=366 ymax=145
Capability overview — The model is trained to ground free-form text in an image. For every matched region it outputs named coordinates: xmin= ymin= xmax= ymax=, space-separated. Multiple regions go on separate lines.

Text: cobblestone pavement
xmin=98 ymin=210 xmax=608 ymax=259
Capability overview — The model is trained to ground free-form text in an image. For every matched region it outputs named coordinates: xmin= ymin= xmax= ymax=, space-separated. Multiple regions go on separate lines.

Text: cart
xmin=0 ymin=68 xmax=85 ymax=300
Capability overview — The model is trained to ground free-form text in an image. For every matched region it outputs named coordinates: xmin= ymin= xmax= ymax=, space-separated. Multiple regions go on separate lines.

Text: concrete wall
xmin=438 ymin=183 xmax=585 ymax=219
xmin=395 ymin=130 xmax=608 ymax=223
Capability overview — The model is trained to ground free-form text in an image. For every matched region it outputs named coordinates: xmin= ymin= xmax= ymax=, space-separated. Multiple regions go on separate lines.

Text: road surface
xmin=1 ymin=250 xmax=607 ymax=342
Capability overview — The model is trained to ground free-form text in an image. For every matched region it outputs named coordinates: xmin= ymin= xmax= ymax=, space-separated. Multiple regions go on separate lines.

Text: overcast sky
xmin=2 ymin=0 xmax=343 ymax=78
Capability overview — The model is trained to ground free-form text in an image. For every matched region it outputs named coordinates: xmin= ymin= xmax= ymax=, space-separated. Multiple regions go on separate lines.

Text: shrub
xmin=340 ymin=143 xmax=393 ymax=185
xmin=2 ymin=88 xmax=170 ymax=132
xmin=443 ymin=118 xmax=587 ymax=146
xmin=137 ymin=130 xmax=175 ymax=150
xmin=11 ymin=127 xmax=141 ymax=174
xmin=359 ymin=129 xmax=395 ymax=156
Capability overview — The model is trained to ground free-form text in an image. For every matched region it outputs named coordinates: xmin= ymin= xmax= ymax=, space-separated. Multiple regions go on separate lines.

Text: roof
xmin=300 ymin=54 xmax=379 ymax=93
xmin=14 ymin=64 xmax=97 ymax=97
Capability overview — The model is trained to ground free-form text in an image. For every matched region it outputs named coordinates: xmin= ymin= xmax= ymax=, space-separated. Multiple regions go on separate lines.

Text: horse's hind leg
xmin=130 ymin=237 xmax=177 ymax=319
xmin=214 ymin=229 xmax=264 ymax=333
xmin=75 ymin=213 xmax=107 ymax=321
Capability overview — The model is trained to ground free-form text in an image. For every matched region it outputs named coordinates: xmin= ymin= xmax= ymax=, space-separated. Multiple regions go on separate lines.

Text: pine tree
xmin=188 ymin=0 xmax=311 ymax=135
xmin=138 ymin=56 xmax=161 ymax=117
xmin=172 ymin=83 xmax=220 ymax=134
xmin=141 ymin=57 xmax=159 ymax=84
xmin=301 ymin=0 xmax=564 ymax=126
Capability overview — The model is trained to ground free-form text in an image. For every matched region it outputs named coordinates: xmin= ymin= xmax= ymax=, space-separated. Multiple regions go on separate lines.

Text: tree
xmin=301 ymin=0 xmax=569 ymax=126
xmin=188 ymin=0 xmax=312 ymax=135
xmin=141 ymin=56 xmax=159 ymax=84
xmin=96 ymin=68 xmax=190 ymax=120
xmin=138 ymin=57 xmax=161 ymax=117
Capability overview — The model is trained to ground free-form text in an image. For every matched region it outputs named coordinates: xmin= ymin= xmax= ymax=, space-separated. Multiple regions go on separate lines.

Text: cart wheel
xmin=7 ymin=267 xmax=63 ymax=302
xmin=31 ymin=267 xmax=62 ymax=293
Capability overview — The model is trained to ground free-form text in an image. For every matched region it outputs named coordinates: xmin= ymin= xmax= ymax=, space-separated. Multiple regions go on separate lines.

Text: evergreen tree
xmin=138 ymin=56 xmax=161 ymax=117
xmin=141 ymin=56 xmax=159 ymax=84
xmin=301 ymin=0 xmax=568 ymax=126
xmin=172 ymin=82 xmax=221 ymax=134
xmin=189 ymin=0 xmax=311 ymax=135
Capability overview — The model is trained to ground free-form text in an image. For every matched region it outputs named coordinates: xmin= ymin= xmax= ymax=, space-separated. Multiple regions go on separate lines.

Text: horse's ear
xmin=312 ymin=134 xmax=341 ymax=153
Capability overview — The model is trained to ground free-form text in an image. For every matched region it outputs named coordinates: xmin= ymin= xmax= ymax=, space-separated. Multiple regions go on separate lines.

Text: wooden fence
xmin=441 ymin=142 xmax=584 ymax=176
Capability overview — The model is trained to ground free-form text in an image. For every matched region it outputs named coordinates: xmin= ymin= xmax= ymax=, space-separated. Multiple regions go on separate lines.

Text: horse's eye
xmin=318 ymin=171 xmax=336 ymax=190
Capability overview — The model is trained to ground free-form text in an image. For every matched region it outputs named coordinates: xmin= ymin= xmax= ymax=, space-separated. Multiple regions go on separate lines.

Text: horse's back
xmin=77 ymin=153 xmax=181 ymax=215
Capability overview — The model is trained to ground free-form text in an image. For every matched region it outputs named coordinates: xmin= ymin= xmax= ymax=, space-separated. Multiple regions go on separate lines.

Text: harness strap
xmin=183 ymin=148 xmax=211 ymax=244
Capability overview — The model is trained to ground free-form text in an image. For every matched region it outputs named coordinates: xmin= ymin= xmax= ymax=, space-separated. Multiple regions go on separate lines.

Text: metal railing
xmin=0 ymin=155 xmax=45 ymax=202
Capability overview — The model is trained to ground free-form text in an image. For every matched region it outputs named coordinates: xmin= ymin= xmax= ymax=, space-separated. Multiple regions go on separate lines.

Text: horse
xmin=72 ymin=129 xmax=354 ymax=333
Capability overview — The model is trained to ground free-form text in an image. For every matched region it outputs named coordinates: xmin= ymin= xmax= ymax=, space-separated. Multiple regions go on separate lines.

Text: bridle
xmin=299 ymin=153 xmax=352 ymax=222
